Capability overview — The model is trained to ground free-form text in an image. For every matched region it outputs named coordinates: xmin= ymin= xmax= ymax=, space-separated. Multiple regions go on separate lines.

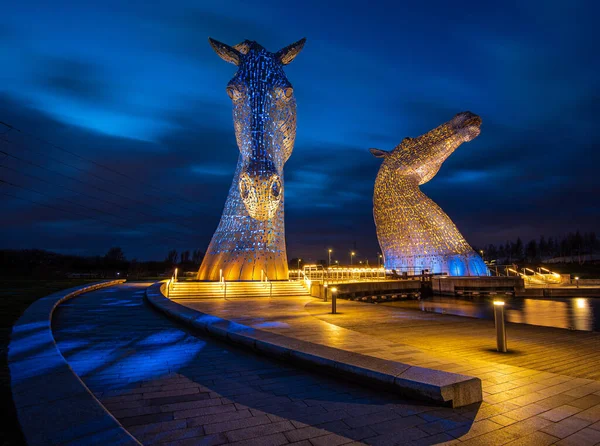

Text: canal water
xmin=388 ymin=296 xmax=600 ymax=332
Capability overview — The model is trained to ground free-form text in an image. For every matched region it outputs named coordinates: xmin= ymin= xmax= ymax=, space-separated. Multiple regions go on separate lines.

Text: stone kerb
xmin=8 ymin=280 xmax=141 ymax=446
xmin=146 ymin=283 xmax=482 ymax=408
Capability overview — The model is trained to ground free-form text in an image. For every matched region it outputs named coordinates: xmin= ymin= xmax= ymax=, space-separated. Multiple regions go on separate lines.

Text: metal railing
xmin=300 ymin=270 xmax=312 ymax=291
xmin=220 ymin=275 xmax=227 ymax=299
xmin=261 ymin=269 xmax=273 ymax=298
xmin=165 ymin=270 xmax=177 ymax=298
xmin=293 ymin=265 xmax=388 ymax=283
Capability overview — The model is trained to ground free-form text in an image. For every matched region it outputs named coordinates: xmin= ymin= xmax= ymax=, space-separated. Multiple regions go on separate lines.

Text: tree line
xmin=477 ymin=231 xmax=598 ymax=264
xmin=1 ymin=247 xmax=204 ymax=279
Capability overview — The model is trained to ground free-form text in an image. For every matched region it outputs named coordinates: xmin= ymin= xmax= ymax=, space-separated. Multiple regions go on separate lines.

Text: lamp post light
xmin=297 ymin=258 xmax=301 ymax=280
xmin=331 ymin=287 xmax=337 ymax=314
xmin=575 ymin=276 xmax=580 ymax=288
xmin=493 ymin=300 xmax=507 ymax=352
xmin=351 ymin=251 xmax=355 ymax=266
xmin=378 ymin=253 xmax=382 ymax=268
xmin=328 ymin=249 xmax=332 ymax=267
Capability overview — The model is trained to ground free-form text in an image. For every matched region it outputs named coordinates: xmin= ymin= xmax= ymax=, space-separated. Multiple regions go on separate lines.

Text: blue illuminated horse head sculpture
xmin=198 ymin=38 xmax=306 ymax=281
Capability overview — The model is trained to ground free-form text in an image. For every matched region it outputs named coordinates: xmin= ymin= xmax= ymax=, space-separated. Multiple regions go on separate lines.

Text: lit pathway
xmin=53 ymin=283 xmax=480 ymax=446
xmin=179 ymin=296 xmax=600 ymax=445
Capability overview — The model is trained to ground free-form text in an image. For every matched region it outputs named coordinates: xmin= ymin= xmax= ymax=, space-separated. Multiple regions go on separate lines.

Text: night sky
xmin=1 ymin=0 xmax=598 ymax=263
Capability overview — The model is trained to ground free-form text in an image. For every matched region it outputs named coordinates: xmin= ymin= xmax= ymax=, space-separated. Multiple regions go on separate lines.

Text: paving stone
xmin=556 ymin=427 xmax=600 ymax=445
xmin=227 ymin=432 xmax=289 ymax=446
xmin=203 ymin=414 xmax=272 ymax=434
xmin=46 ymin=284 xmax=600 ymax=446
xmin=224 ymin=420 xmax=295 ymax=442
xmin=539 ymin=404 xmax=582 ymax=422
xmin=504 ymin=431 xmax=560 ymax=446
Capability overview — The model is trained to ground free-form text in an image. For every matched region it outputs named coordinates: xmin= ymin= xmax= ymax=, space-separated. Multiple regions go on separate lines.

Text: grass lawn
xmin=0 ymin=279 xmax=104 ymax=446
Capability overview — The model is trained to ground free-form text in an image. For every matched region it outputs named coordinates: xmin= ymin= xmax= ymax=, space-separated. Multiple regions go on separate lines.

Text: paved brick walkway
xmin=53 ymin=283 xmax=482 ymax=446
xmin=179 ymin=296 xmax=600 ymax=445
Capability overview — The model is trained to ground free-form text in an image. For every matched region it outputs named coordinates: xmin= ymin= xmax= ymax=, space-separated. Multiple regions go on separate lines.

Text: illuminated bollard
xmin=331 ymin=287 xmax=337 ymax=314
xmin=493 ymin=301 xmax=507 ymax=352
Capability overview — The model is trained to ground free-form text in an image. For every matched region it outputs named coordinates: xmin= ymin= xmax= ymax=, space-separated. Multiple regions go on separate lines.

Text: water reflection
xmin=406 ymin=296 xmax=597 ymax=332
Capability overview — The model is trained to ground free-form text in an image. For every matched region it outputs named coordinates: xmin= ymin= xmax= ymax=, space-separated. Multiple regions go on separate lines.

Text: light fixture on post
xmin=351 ymin=251 xmax=355 ymax=266
xmin=331 ymin=287 xmax=338 ymax=314
xmin=493 ymin=301 xmax=507 ymax=352
xmin=328 ymin=249 xmax=332 ymax=267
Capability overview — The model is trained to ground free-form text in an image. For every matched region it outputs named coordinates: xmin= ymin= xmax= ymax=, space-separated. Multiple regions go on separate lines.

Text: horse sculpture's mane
xmin=198 ymin=38 xmax=305 ymax=281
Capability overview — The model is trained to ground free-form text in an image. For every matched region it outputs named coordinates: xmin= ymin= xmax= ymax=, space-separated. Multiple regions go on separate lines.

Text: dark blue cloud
xmin=0 ymin=0 xmax=598 ymax=261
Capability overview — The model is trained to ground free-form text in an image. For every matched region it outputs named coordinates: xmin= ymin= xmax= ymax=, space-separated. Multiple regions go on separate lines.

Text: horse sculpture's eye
xmin=270 ymin=176 xmax=282 ymax=198
xmin=275 ymin=87 xmax=293 ymax=101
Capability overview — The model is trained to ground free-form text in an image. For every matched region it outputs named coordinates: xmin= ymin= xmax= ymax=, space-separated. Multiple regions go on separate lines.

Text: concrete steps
xmin=169 ymin=280 xmax=309 ymax=299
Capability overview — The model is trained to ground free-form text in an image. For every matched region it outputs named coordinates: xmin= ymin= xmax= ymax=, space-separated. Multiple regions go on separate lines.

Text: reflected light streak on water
xmin=407 ymin=296 xmax=598 ymax=332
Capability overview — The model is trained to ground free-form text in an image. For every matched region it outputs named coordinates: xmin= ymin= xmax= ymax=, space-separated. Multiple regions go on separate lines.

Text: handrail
xmin=261 ymin=269 xmax=273 ymax=298
xmin=220 ymin=275 xmax=227 ymax=300
xmin=165 ymin=274 xmax=175 ymax=298
xmin=300 ymin=270 xmax=312 ymax=291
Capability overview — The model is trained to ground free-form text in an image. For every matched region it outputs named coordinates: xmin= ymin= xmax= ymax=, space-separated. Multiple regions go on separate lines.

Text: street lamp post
xmin=328 ymin=249 xmax=332 ymax=267
xmin=297 ymin=258 xmax=301 ymax=280
xmin=575 ymin=276 xmax=580 ymax=288
xmin=351 ymin=251 xmax=355 ymax=266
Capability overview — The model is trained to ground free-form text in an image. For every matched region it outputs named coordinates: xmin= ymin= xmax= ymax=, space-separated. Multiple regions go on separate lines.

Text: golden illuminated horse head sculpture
xmin=198 ymin=38 xmax=306 ymax=281
xmin=371 ymin=112 xmax=489 ymax=276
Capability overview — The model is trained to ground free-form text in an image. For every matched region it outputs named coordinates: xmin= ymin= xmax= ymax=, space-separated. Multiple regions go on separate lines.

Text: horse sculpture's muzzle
xmin=239 ymin=160 xmax=282 ymax=221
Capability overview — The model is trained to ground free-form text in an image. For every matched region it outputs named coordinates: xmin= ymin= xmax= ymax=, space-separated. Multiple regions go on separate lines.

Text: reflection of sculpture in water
xmin=371 ymin=111 xmax=489 ymax=276
xmin=198 ymin=37 xmax=306 ymax=281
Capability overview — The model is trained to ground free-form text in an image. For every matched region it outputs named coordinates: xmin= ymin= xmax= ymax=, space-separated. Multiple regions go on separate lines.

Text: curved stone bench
xmin=146 ymin=283 xmax=482 ymax=408
xmin=9 ymin=280 xmax=141 ymax=445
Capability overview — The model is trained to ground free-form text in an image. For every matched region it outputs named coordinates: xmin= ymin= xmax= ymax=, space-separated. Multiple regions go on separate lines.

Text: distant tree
xmin=166 ymin=249 xmax=178 ymax=265
xmin=514 ymin=237 xmax=524 ymax=261
xmin=525 ymin=239 xmax=538 ymax=262
xmin=180 ymin=250 xmax=190 ymax=263
xmin=547 ymin=237 xmax=556 ymax=257
xmin=192 ymin=249 xmax=204 ymax=264
xmin=538 ymin=236 xmax=547 ymax=258
xmin=105 ymin=247 xmax=125 ymax=262
xmin=590 ymin=232 xmax=597 ymax=255
xmin=497 ymin=244 xmax=506 ymax=262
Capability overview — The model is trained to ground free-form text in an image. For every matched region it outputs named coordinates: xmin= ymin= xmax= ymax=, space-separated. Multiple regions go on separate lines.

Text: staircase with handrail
xmin=168 ymin=280 xmax=308 ymax=299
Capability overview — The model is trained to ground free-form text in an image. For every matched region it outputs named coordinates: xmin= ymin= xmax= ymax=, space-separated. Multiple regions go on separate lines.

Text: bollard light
xmin=493 ymin=301 xmax=507 ymax=352
xmin=575 ymin=276 xmax=580 ymax=288
xmin=331 ymin=287 xmax=338 ymax=314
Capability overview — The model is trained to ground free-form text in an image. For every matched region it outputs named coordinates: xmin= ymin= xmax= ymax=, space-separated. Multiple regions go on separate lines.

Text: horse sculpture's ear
xmin=209 ymin=38 xmax=241 ymax=66
xmin=370 ymin=148 xmax=389 ymax=158
xmin=276 ymin=38 xmax=307 ymax=65
xmin=233 ymin=40 xmax=252 ymax=55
